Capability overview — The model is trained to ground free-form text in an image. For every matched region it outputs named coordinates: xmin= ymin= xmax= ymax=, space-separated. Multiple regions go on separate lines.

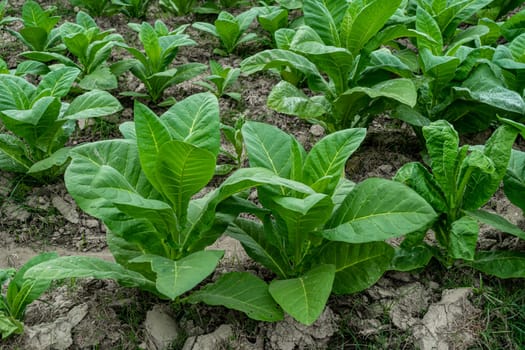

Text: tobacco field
xmin=0 ymin=0 xmax=525 ymax=349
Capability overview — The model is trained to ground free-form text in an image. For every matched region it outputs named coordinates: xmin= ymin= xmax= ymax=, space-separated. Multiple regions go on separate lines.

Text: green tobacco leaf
xmin=465 ymin=209 xmax=525 ymax=240
xmin=139 ymin=22 xmax=161 ymax=71
xmin=303 ymin=0 xmax=346 ymax=46
xmin=324 ymin=178 xmax=436 ymax=243
xmin=463 ymin=125 xmax=518 ymax=210
xmin=27 ymin=147 xmax=71 ymax=174
xmin=36 ymin=67 xmax=80 ymax=98
xmin=303 ymin=128 xmax=366 ymax=195
xmin=270 ymin=193 xmax=333 ymax=243
xmin=419 ymin=48 xmax=460 ymax=88
xmin=78 ymin=66 xmax=118 ymax=91
xmin=0 ymin=134 xmax=31 ymax=173
xmin=161 ymin=93 xmax=220 ymax=156
xmin=186 ymin=272 xmax=283 ymax=322
xmin=449 ymin=216 xmax=478 ymax=261
xmin=269 ymin=264 xmax=335 ymax=325
xmin=423 ymin=120 xmax=460 ymax=198
xmin=24 ymin=256 xmax=155 ymax=290
xmin=394 ymin=162 xmax=447 ymax=213
xmin=416 ymin=6 xmax=442 ymax=54
xmin=292 ymin=41 xmax=353 ymax=94
xmin=467 ymin=251 xmax=525 ymax=278
xmin=267 ymin=81 xmax=328 ymax=120
xmin=0 ymin=74 xmax=35 ymax=110
xmin=0 ymin=313 xmax=22 ymax=339
xmin=156 ymin=141 xmax=216 ymax=220
xmin=242 ymin=121 xmax=304 ymax=180
xmin=65 ymin=139 xmax=167 ymax=256
xmin=20 ymin=51 xmax=77 ymax=68
xmin=391 ymin=244 xmax=433 ymax=272
xmin=341 ymin=0 xmax=401 ymax=54
xmin=14 ymin=252 xmax=58 ymax=308
xmin=64 ymin=90 xmax=122 ymax=119
xmin=131 ymin=251 xmax=223 ymax=299
xmin=319 ymin=242 xmax=394 ymax=294
xmin=134 ymin=101 xmax=172 ymax=192
xmin=226 ymin=218 xmax=290 ymax=278
xmin=504 ymin=149 xmax=525 ymax=212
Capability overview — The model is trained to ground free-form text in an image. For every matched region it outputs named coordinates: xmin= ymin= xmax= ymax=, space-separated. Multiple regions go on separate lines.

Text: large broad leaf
xmin=36 ymin=67 xmax=80 ymax=98
xmin=463 ymin=124 xmax=518 ymax=210
xmin=303 ymin=128 xmax=365 ymax=195
xmin=341 ymin=0 xmax=401 ymax=54
xmin=324 ymin=178 xmax=437 ymax=243
xmin=269 ymin=264 xmax=335 ymax=325
xmin=465 ymin=209 xmax=525 ymax=240
xmin=422 ymin=120 xmax=461 ymax=199
xmin=416 ymin=6 xmax=442 ymax=54
xmin=303 ymin=0 xmax=347 ymax=46
xmin=448 ymin=216 xmax=479 ymax=261
xmin=270 ymin=193 xmax=333 ymax=248
xmin=24 ymin=256 xmax=156 ymax=291
xmin=156 ymin=140 xmax=216 ymax=221
xmin=242 ymin=120 xmax=305 ymax=181
xmin=63 ymin=90 xmax=122 ymax=120
xmin=292 ymin=41 xmax=354 ymax=94
xmin=267 ymin=81 xmax=328 ymax=120
xmin=455 ymin=64 xmax=525 ymax=115
xmin=78 ymin=66 xmax=118 ymax=91
xmin=131 ymin=250 xmax=223 ymax=299
xmin=0 ymin=74 xmax=35 ymax=110
xmin=240 ymin=49 xmax=329 ymax=93
xmin=65 ymin=139 xmax=166 ymax=256
xmin=134 ymin=101 xmax=172 ymax=193
xmin=186 ymin=272 xmax=283 ymax=322
xmin=161 ymin=92 xmax=220 ymax=156
xmin=333 ymin=79 xmax=417 ymax=126
xmin=504 ymin=149 xmax=525 ymax=212
xmin=226 ymin=218 xmax=290 ymax=278
xmin=467 ymin=251 xmax=525 ymax=278
xmin=419 ymin=48 xmax=460 ymax=88
xmin=319 ymin=242 xmax=394 ymax=294
xmin=0 ymin=134 xmax=31 ymax=173
xmin=394 ymin=162 xmax=448 ymax=213
xmin=138 ymin=22 xmax=161 ymax=71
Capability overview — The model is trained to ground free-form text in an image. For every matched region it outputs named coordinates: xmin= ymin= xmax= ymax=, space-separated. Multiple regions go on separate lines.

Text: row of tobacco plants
xmin=1 ymin=0 xmax=525 ymax=340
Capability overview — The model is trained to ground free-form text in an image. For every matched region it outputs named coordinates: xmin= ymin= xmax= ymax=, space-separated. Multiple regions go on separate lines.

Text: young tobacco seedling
xmin=26 ymin=93 xmax=311 ymax=322
xmin=117 ymin=0 xmax=151 ymax=19
xmin=192 ymin=7 xmax=262 ymax=56
xmin=119 ymin=20 xmax=206 ymax=104
xmin=159 ymin=0 xmax=195 ymax=15
xmin=7 ymin=0 xmax=63 ymax=52
xmin=68 ymin=0 xmax=121 ymax=17
xmin=195 ymin=121 xmax=437 ymax=325
xmin=216 ymin=116 xmax=245 ymax=175
xmin=0 ymin=66 xmax=122 ymax=179
xmin=241 ymin=0 xmax=418 ymax=132
xmin=257 ymin=5 xmax=289 ymax=44
xmin=0 ymin=253 xmax=58 ymax=339
xmin=393 ymin=120 xmax=525 ymax=278
xmin=195 ymin=60 xmax=241 ymax=101
xmin=21 ymin=11 xmax=126 ymax=91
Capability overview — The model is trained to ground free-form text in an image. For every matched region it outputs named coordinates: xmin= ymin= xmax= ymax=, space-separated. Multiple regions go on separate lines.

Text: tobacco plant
xmin=395 ymin=2 xmax=525 ymax=133
xmin=393 ymin=120 xmax=525 ymax=277
xmin=0 ymin=253 xmax=58 ymax=339
xmin=502 ymin=119 xmax=525 ymax=213
xmin=195 ymin=60 xmax=241 ymax=101
xmin=195 ymin=0 xmax=250 ymax=14
xmin=200 ymin=121 xmax=437 ymax=325
xmin=241 ymin=0 xmax=418 ymax=132
xmin=21 ymin=11 xmax=126 ymax=91
xmin=69 ymin=0 xmax=122 ymax=17
xmin=119 ymin=20 xmax=206 ymax=104
xmin=159 ymin=0 xmax=195 ymax=15
xmin=25 ymin=93 xmax=315 ymax=322
xmin=7 ymin=1 xmax=63 ymax=52
xmin=192 ymin=8 xmax=262 ymax=55
xmin=0 ymin=67 xmax=122 ymax=179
